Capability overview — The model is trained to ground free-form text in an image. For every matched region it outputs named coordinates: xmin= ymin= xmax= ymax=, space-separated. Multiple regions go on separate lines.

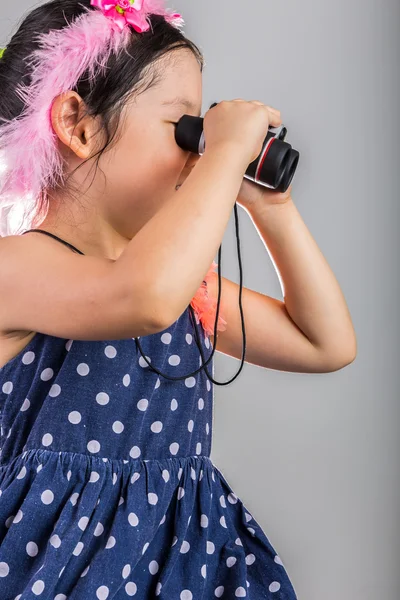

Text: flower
xmin=90 ymin=0 xmax=150 ymax=32
xmin=190 ymin=262 xmax=228 ymax=337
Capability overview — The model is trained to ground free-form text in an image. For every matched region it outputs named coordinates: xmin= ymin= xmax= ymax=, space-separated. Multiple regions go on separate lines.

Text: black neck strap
xmin=22 ymin=229 xmax=85 ymax=255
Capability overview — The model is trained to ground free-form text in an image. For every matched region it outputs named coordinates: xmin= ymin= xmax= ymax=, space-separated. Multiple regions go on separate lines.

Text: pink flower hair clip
xmin=91 ymin=0 xmax=183 ymax=32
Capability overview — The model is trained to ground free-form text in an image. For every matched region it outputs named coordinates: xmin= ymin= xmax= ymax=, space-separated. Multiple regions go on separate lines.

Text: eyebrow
xmin=161 ymin=97 xmax=202 ymax=116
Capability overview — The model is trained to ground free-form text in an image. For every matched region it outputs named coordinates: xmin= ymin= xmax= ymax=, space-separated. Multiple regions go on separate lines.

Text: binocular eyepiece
xmin=175 ymin=101 xmax=299 ymax=194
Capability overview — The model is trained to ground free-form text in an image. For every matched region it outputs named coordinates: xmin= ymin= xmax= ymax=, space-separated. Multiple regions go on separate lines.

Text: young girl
xmin=0 ymin=0 xmax=357 ymax=598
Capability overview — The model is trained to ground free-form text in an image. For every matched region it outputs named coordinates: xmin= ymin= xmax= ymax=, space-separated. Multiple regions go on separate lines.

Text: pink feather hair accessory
xmin=91 ymin=0 xmax=183 ymax=32
xmin=190 ymin=261 xmax=228 ymax=337
xmin=0 ymin=1 xmax=184 ymax=236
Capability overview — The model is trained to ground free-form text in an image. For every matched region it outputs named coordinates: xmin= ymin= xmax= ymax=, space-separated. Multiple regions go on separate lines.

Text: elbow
xmin=322 ymin=339 xmax=358 ymax=373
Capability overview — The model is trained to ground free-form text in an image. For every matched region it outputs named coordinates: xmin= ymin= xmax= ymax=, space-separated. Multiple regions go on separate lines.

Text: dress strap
xmin=21 ymin=229 xmax=85 ymax=255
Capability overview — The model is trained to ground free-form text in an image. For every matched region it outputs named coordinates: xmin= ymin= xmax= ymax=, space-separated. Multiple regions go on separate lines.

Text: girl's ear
xmin=50 ymin=91 xmax=104 ymax=160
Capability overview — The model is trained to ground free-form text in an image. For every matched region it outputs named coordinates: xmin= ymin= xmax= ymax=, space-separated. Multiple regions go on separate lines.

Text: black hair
xmin=0 ymin=0 xmax=204 ymax=230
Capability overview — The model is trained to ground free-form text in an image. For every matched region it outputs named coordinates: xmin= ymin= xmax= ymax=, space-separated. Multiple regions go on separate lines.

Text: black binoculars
xmin=175 ymin=101 xmax=299 ymax=193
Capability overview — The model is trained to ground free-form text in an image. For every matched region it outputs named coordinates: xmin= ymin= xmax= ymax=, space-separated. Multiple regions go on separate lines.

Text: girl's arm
xmin=207 ymin=197 xmax=357 ymax=374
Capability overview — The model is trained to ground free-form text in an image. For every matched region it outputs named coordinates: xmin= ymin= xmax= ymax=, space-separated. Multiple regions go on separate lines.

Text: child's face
xmin=96 ymin=48 xmax=203 ymax=237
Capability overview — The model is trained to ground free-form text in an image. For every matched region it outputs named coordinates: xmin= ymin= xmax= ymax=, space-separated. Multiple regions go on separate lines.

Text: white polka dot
xmin=169 ymin=442 xmax=179 ymax=455
xmin=20 ymin=398 xmax=30 ymax=411
xmin=162 ymin=469 xmax=170 ymax=482
xmin=137 ymin=399 xmax=148 ymax=411
xmin=96 ymin=585 xmax=109 ymax=599
xmin=201 ymin=564 xmax=206 ymax=578
xmin=177 ymin=486 xmax=185 ymax=500
xmin=50 ymin=534 xmax=61 ymax=548
xmin=168 ymin=355 xmax=181 ymax=366
xmin=180 ymin=591 xmax=192 ymax=600
xmin=12 ymin=509 xmax=23 ymax=524
xmin=112 ymin=421 xmax=124 ymax=434
xmin=186 ymin=333 xmax=193 ymax=344
xmin=198 ymin=398 xmax=204 ymax=410
xmin=206 ymin=380 xmax=211 ymax=392
xmin=247 ymin=527 xmax=255 ymax=536
xmin=206 ymin=541 xmax=215 ymax=554
xmin=68 ymin=411 xmax=82 ymax=424
xmin=41 ymin=490 xmax=54 ymax=505
xmin=215 ymin=587 xmax=224 ymax=598
xmin=170 ymin=399 xmax=178 ymax=411
xmin=128 ymin=512 xmax=139 ymax=526
xmin=122 ymin=564 xmax=131 ymax=579
xmin=17 ymin=467 xmax=27 ymax=480
xmin=200 ymin=513 xmax=209 ymax=527
xmin=274 ymin=555 xmax=284 ymax=566
xmin=49 ymin=384 xmax=61 ymax=397
xmin=228 ymin=492 xmax=238 ymax=504
xmin=73 ymin=542 xmax=84 ymax=556
xmin=78 ymin=516 xmax=89 ymax=531
xmin=154 ymin=377 xmax=161 ymax=389
xmin=235 ymin=537 xmax=243 ymax=546
xmin=55 ymin=595 xmax=67 ymax=600
xmin=185 ymin=377 xmax=196 ymax=388
xmin=96 ymin=392 xmax=109 ymax=405
xmin=65 ymin=340 xmax=73 ymax=351
xmin=180 ymin=540 xmax=190 ymax=553
xmin=139 ymin=355 xmax=151 ymax=368
xmin=0 ymin=562 xmax=9 ymax=577
xmin=206 ymin=423 xmax=210 ymax=434
xmin=26 ymin=541 xmax=38 ymax=557
xmin=269 ymin=581 xmax=281 ymax=593
xmin=220 ymin=516 xmax=227 ymax=528
xmin=70 ymin=492 xmax=79 ymax=506
xmin=149 ymin=560 xmax=159 ymax=574
xmin=245 ymin=512 xmax=252 ymax=522
xmin=3 ymin=515 xmax=12 ymax=528
xmin=188 ymin=420 xmax=194 ymax=432
xmin=227 ymin=556 xmax=237 ymax=567
xmin=148 ymin=493 xmax=158 ymax=505
xmin=196 ymin=442 xmax=202 ymax=455
xmin=106 ymin=536 xmax=116 ymax=549
xmin=87 ymin=440 xmax=100 ymax=453
xmin=104 ymin=345 xmax=117 ymax=358
xmin=22 ymin=351 xmax=35 ymax=364
xmin=205 ymin=336 xmax=210 ymax=349
xmin=235 ymin=587 xmax=246 ymax=597
xmin=161 ymin=333 xmax=172 ymax=344
xmin=129 ymin=446 xmax=141 ymax=459
xmin=123 ymin=374 xmax=131 ymax=387
xmin=142 ymin=542 xmax=149 ymax=554
xmin=89 ymin=471 xmax=100 ymax=483
xmin=32 ymin=580 xmax=45 ymax=595
xmin=80 ymin=565 xmax=90 ymax=577
xmin=94 ymin=522 xmax=104 ymax=536
xmin=42 ymin=433 xmax=53 ymax=447
xmin=40 ymin=368 xmax=54 ymax=381
xmin=219 ymin=495 xmax=226 ymax=508
xmin=2 ymin=381 xmax=13 ymax=394
xmin=150 ymin=421 xmax=163 ymax=433
xmin=77 ymin=363 xmax=89 ymax=376
xmin=125 ymin=582 xmax=137 ymax=596
xmin=131 ymin=472 xmax=140 ymax=483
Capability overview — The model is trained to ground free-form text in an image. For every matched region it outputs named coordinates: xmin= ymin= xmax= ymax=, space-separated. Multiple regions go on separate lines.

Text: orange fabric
xmin=190 ymin=261 xmax=227 ymax=337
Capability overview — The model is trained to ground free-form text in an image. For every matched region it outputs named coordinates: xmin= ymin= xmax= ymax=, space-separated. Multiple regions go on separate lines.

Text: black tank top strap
xmin=21 ymin=229 xmax=85 ymax=255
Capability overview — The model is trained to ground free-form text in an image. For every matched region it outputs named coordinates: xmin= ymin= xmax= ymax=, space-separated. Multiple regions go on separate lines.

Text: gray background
xmin=1 ymin=1 xmax=399 ymax=598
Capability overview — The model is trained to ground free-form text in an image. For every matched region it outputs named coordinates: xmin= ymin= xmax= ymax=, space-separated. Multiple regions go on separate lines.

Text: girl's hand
xmin=236 ymin=178 xmax=293 ymax=212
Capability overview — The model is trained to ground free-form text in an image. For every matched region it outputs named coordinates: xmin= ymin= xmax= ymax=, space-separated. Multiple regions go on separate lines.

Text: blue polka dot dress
xmin=0 ymin=231 xmax=299 ymax=599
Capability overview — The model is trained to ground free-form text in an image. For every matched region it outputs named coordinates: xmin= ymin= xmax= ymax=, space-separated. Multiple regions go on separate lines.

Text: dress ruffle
xmin=0 ymin=449 xmax=298 ymax=599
